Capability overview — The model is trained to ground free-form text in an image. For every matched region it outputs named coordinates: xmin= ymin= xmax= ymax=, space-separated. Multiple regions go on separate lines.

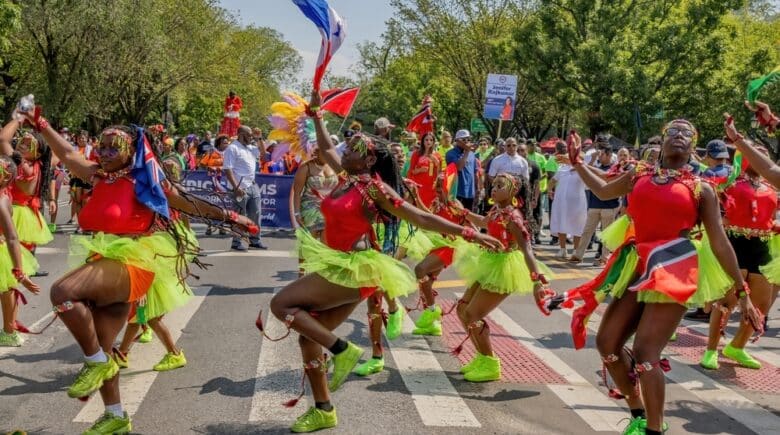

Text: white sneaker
xmin=556 ymin=248 xmax=568 ymax=259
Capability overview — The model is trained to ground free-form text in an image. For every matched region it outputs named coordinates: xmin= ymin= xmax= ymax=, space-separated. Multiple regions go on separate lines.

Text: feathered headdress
xmin=267 ymin=92 xmax=317 ymax=160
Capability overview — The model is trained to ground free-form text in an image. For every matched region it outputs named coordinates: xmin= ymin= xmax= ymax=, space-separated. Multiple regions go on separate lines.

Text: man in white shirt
xmin=223 ymin=125 xmax=266 ymax=250
xmin=487 ymin=137 xmax=529 ymax=183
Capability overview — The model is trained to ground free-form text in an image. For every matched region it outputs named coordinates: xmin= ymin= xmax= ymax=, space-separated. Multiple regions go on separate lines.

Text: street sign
xmin=483 ymin=74 xmax=518 ymax=121
xmin=471 ymin=118 xmax=488 ymax=133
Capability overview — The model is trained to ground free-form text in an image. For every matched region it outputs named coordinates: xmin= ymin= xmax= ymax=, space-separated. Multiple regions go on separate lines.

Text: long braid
xmin=37 ymin=138 xmax=53 ymax=206
xmin=369 ymin=142 xmax=405 ymax=255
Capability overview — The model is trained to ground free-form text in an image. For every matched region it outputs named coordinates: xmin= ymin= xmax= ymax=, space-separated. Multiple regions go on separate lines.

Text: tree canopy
xmin=0 ymin=0 xmax=301 ymax=132
xmin=353 ymin=0 xmax=780 ymax=144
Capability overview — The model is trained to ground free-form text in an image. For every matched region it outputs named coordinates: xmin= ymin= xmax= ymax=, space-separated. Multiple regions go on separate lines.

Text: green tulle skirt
xmin=600 ymin=214 xmax=631 ymax=252
xmin=69 ymin=232 xmax=192 ymax=320
xmin=0 ymin=243 xmax=38 ymax=293
xmin=453 ymin=242 xmax=553 ymax=295
xmin=611 ymin=234 xmax=734 ymax=306
xmin=759 ymin=234 xmax=780 ymax=284
xmin=12 ymin=205 xmax=53 ymax=245
xmin=297 ymin=229 xmax=415 ymax=299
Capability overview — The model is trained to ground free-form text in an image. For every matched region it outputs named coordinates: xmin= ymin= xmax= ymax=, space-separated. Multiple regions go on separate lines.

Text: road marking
xmin=34 ymin=247 xmax=66 ymax=255
xmin=74 ymin=286 xmax=212 ymax=422
xmin=560 ymin=308 xmax=780 ymax=435
xmin=386 ymin=311 xmax=481 ymax=427
xmin=203 ymin=250 xmax=295 ymax=258
xmin=249 ymin=287 xmax=305 ymax=423
xmin=455 ymin=293 xmax=624 ymax=432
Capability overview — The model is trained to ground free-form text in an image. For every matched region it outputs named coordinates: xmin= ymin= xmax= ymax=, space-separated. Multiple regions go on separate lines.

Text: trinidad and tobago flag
xmin=406 ymin=101 xmax=434 ymax=136
xmin=321 ymin=87 xmax=360 ymax=117
xmin=132 ymin=126 xmax=170 ymax=219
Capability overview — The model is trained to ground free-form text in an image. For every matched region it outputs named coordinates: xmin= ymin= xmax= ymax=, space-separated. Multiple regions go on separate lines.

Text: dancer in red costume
xmin=452 ymin=173 xmax=552 ymax=382
xmin=407 ymin=132 xmax=441 ymax=208
xmin=700 ymin=144 xmax=775 ymax=370
xmin=0 ymin=154 xmax=41 ymax=347
xmin=409 ymin=168 xmax=470 ymax=336
xmin=15 ymin=105 xmax=256 ymax=434
xmin=219 ymin=91 xmax=243 ymax=138
xmin=559 ymin=123 xmax=762 ymax=435
xmin=265 ymin=91 xmax=501 ymax=433
xmin=0 ymin=120 xmax=55 ymax=268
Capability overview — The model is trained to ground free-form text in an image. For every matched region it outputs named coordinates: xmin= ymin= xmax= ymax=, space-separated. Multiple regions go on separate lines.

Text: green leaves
xmin=1 ymin=0 xmax=301 ymax=130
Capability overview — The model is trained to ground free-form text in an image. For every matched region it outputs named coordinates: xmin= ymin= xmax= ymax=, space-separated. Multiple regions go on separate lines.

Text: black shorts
xmin=728 ymin=234 xmax=771 ymax=274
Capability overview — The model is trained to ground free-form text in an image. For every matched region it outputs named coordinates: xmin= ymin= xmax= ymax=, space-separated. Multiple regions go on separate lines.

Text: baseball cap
xmin=455 ymin=129 xmax=471 ymax=140
xmin=402 ymin=131 xmax=418 ymax=141
xmin=374 ymin=117 xmax=395 ymax=130
xmin=706 ymin=139 xmax=729 ymax=159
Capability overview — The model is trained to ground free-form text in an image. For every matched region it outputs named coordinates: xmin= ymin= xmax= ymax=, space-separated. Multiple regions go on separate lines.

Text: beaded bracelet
xmin=12 ymin=267 xmax=25 ymax=281
xmin=461 ymin=227 xmax=477 ymax=241
xmin=530 ymin=271 xmax=548 ymax=285
xmin=737 ymin=282 xmax=751 ymax=299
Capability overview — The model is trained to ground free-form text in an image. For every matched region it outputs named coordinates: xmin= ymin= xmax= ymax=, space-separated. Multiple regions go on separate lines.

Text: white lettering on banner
xmin=257 ymin=183 xmax=277 ymax=196
xmin=182 ymin=179 xmax=215 ymax=190
xmin=261 ymin=198 xmax=276 ymax=206
xmin=483 ymin=73 xmax=519 ymax=120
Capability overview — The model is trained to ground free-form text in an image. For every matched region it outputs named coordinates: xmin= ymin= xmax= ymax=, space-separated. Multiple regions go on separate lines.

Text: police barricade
xmin=181 ymin=170 xmax=294 ymax=229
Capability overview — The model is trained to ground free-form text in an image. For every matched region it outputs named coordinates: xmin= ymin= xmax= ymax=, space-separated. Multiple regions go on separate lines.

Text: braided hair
xmin=360 ymin=136 xmax=405 ymax=255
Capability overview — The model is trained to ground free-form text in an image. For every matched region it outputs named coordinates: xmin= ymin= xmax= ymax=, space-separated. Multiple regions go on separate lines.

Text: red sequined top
xmin=408 ymin=151 xmax=440 ymax=208
xmin=485 ymin=205 xmax=529 ymax=250
xmin=723 ymin=177 xmax=777 ymax=231
xmin=10 ymin=160 xmax=40 ymax=206
xmin=321 ymin=175 xmax=401 ymax=252
xmin=79 ymin=175 xmax=155 ymax=235
xmin=430 ymin=197 xmax=468 ymax=226
xmin=627 ymin=165 xmax=699 ymax=244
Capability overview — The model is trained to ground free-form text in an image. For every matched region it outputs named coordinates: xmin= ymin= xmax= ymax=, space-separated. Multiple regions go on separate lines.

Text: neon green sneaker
xmin=723 ymin=343 xmax=761 ymax=369
xmin=638 ymin=418 xmax=669 ymax=433
xmin=353 ymin=357 xmax=384 ymax=376
xmin=328 ymin=342 xmax=363 ymax=392
xmin=412 ymin=320 xmax=442 ymax=336
xmin=48 ymin=223 xmax=57 ymax=233
xmin=463 ymin=354 xmax=501 ymax=382
xmin=0 ymin=330 xmax=23 ymax=347
xmin=290 ymin=406 xmax=337 ymax=433
xmin=138 ymin=327 xmax=154 ymax=343
xmin=386 ymin=305 xmax=405 ymax=340
xmin=153 ymin=350 xmax=187 ymax=372
xmin=67 ymin=358 xmax=119 ymax=398
xmin=460 ymin=353 xmax=485 ymax=374
xmin=669 ymin=331 xmax=677 ymax=342
xmin=699 ymin=349 xmax=719 ymax=370
xmin=621 ymin=416 xmax=644 ymax=435
xmin=82 ymin=411 xmax=131 ymax=435
xmin=414 ymin=305 xmax=442 ymax=328
xmin=113 ymin=350 xmax=129 ymax=370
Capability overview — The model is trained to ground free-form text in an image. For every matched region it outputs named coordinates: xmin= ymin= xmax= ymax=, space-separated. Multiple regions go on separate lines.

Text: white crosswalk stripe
xmin=386 ymin=310 xmax=481 ymax=427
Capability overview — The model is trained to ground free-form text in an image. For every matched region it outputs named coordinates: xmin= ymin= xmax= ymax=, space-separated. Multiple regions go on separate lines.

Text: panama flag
xmin=292 ymin=0 xmax=346 ymax=92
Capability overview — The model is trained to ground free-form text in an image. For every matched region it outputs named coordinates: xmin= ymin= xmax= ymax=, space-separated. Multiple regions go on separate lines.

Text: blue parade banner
xmin=181 ymin=170 xmax=294 ymax=229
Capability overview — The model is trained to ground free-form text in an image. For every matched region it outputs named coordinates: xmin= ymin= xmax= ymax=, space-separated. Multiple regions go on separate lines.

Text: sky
xmin=218 ymin=0 xmax=394 ymax=84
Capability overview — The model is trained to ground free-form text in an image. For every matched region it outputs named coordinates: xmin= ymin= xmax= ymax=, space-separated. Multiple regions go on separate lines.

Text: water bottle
xmin=14 ymin=94 xmax=34 ymax=121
